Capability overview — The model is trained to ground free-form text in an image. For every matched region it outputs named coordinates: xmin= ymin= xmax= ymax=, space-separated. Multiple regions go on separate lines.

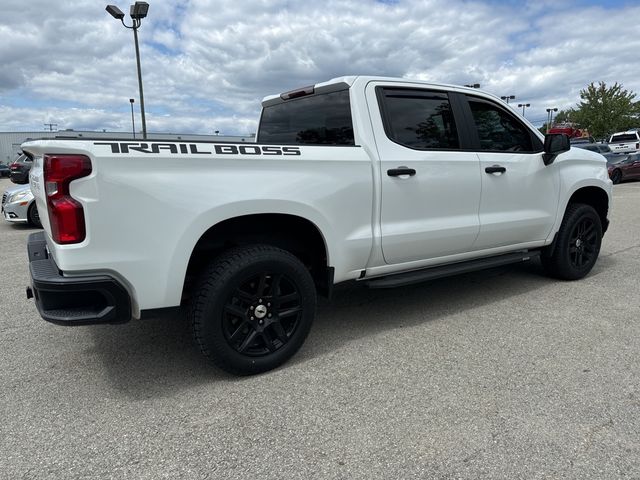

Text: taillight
xmin=43 ymin=154 xmax=92 ymax=244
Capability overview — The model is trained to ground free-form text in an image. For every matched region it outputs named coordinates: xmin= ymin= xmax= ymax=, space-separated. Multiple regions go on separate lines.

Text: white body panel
xmin=23 ymin=76 xmax=613 ymax=317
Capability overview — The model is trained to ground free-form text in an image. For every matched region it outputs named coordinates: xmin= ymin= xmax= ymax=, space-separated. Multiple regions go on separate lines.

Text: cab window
xmin=467 ymin=98 xmax=541 ymax=152
xmin=377 ymin=88 xmax=460 ymax=150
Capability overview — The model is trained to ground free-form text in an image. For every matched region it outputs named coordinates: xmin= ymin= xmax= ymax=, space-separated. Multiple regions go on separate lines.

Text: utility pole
xmin=44 ymin=123 xmax=58 ymax=132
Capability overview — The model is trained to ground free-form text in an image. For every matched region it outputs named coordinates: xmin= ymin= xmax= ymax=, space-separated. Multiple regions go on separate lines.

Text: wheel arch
xmin=181 ymin=213 xmax=332 ymax=302
xmin=566 ymin=185 xmax=610 ymax=234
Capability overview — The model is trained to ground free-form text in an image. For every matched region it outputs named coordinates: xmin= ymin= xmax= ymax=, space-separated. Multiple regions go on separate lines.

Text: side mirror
xmin=543 ymin=134 xmax=570 ymax=166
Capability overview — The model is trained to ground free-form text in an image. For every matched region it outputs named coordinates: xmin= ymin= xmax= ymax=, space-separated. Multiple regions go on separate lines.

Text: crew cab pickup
xmin=22 ymin=76 xmax=612 ymax=375
xmin=608 ymin=130 xmax=640 ymax=153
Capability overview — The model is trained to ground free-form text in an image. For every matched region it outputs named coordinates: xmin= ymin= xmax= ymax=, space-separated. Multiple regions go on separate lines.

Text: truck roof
xmin=261 ymin=76 xmax=498 ymax=107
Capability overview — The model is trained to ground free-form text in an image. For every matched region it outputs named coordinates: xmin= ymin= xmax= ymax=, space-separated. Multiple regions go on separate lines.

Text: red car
xmin=607 ymin=153 xmax=640 ymax=184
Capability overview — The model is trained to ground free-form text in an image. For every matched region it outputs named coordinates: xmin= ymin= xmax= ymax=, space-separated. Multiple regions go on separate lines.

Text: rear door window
xmin=377 ymin=88 xmax=460 ymax=150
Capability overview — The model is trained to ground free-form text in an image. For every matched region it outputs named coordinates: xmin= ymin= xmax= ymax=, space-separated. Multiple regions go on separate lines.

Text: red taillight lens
xmin=43 ymin=154 xmax=92 ymax=244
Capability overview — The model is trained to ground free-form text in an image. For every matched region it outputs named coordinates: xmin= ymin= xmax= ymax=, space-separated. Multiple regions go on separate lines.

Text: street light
xmin=500 ymin=95 xmax=516 ymax=104
xmin=518 ymin=103 xmax=530 ymax=117
xmin=546 ymin=107 xmax=558 ymax=133
xmin=129 ymin=98 xmax=136 ymax=138
xmin=106 ymin=2 xmax=149 ymax=139
xmin=465 ymin=83 xmax=480 ymax=88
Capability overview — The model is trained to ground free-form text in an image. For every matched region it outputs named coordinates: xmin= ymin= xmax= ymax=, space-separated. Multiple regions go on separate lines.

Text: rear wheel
xmin=189 ymin=245 xmax=317 ymax=375
xmin=27 ymin=203 xmax=41 ymax=228
xmin=611 ymin=169 xmax=622 ymax=184
xmin=542 ymin=203 xmax=602 ymax=280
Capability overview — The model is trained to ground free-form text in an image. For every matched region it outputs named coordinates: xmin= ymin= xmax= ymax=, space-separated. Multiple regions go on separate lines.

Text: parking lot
xmin=1 ymin=176 xmax=639 ymax=479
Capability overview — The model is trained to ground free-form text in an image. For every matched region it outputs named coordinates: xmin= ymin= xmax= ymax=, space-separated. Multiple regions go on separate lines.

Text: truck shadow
xmin=87 ymin=258 xmax=614 ymax=399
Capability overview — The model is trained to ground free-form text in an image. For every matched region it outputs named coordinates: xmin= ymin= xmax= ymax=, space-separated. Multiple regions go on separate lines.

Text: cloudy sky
xmin=0 ymin=0 xmax=638 ymax=135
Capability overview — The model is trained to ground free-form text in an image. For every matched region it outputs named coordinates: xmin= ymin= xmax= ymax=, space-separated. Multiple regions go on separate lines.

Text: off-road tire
xmin=541 ymin=203 xmax=602 ymax=280
xmin=189 ymin=245 xmax=317 ymax=375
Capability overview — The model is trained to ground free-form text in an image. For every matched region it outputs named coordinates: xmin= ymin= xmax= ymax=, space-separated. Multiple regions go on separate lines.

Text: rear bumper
xmin=27 ymin=231 xmax=132 ymax=326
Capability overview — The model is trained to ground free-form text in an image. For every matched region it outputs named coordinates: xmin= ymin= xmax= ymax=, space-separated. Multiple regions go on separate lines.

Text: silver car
xmin=2 ymin=184 xmax=41 ymax=227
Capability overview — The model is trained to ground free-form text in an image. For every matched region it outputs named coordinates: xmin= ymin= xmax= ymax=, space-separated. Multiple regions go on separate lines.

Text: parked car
xmin=569 ymin=136 xmax=595 ymax=145
xmin=607 ymin=153 xmax=640 ymax=184
xmin=608 ymin=130 xmax=640 ymax=154
xmin=573 ymin=143 xmax=612 ymax=154
xmin=0 ymin=162 xmax=10 ymax=177
xmin=1 ymin=183 xmax=41 ymax=227
xmin=9 ymin=154 xmax=33 ymax=184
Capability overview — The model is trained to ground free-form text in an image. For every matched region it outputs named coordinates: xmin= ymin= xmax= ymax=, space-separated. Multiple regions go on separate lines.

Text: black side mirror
xmin=543 ymin=134 xmax=570 ymax=165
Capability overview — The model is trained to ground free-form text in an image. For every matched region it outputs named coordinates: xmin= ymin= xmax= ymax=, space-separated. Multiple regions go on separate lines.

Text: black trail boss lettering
xmin=214 ymin=145 xmax=238 ymax=155
xmin=93 ymin=142 xmax=303 ymax=156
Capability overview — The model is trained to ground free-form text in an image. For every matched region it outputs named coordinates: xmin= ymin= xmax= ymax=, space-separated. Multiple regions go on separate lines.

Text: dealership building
xmin=0 ymin=130 xmax=254 ymax=163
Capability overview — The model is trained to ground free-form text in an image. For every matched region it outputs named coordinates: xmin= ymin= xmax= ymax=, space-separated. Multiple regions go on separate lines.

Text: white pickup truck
xmin=22 ymin=76 xmax=612 ymax=375
xmin=608 ymin=130 xmax=640 ymax=154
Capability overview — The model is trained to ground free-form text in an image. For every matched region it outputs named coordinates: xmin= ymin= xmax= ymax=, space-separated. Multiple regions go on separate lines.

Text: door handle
xmin=387 ymin=167 xmax=416 ymax=177
xmin=485 ymin=165 xmax=506 ymax=174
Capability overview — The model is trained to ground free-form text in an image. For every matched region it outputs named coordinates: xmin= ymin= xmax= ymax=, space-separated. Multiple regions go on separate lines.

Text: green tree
xmin=572 ymin=82 xmax=638 ymax=138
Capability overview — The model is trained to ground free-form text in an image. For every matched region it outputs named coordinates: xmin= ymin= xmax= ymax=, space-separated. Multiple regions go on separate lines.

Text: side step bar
xmin=366 ymin=250 xmax=540 ymax=289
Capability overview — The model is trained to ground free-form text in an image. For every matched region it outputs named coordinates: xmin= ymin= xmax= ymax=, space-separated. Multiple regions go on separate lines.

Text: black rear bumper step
xmin=27 ymin=232 xmax=132 ymax=326
xmin=366 ymin=250 xmax=540 ymax=289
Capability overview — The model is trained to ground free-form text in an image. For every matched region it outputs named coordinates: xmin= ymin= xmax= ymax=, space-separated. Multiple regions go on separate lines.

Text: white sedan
xmin=2 ymin=184 xmax=41 ymax=227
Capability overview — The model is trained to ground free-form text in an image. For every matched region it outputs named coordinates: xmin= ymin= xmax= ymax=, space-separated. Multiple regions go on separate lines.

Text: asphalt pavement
xmin=1 ymin=176 xmax=639 ymax=479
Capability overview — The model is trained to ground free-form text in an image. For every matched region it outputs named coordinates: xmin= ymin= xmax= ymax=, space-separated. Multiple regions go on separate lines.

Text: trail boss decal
xmin=93 ymin=142 xmax=301 ymax=156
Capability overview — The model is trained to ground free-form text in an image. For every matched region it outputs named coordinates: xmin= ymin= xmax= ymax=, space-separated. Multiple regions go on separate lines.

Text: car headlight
xmin=8 ymin=191 xmax=32 ymax=203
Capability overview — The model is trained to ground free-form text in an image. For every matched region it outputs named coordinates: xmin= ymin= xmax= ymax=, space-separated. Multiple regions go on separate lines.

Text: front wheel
xmin=542 ymin=203 xmax=602 ymax=280
xmin=189 ymin=245 xmax=317 ymax=375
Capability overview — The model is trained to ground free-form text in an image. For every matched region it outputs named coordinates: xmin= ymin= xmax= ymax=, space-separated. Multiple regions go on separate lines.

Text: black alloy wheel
xmin=567 ymin=216 xmax=598 ymax=270
xmin=190 ymin=245 xmax=317 ymax=375
xmin=222 ymin=271 xmax=303 ymax=356
xmin=611 ymin=169 xmax=622 ymax=184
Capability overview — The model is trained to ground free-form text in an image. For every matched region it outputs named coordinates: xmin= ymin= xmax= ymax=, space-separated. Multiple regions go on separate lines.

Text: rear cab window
xmin=257 ymin=90 xmax=355 ymax=145
xmin=610 ymin=133 xmax=639 ymax=143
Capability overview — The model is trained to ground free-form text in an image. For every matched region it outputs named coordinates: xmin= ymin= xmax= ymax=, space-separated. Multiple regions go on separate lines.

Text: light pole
xmin=129 ymin=98 xmax=136 ymax=138
xmin=546 ymin=107 xmax=558 ymax=133
xmin=517 ymin=103 xmax=530 ymax=117
xmin=106 ymin=2 xmax=149 ymax=139
xmin=500 ymin=95 xmax=516 ymax=104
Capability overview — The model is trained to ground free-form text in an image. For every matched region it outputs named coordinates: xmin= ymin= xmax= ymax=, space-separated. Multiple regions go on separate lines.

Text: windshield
xmin=606 ymin=154 xmax=628 ymax=164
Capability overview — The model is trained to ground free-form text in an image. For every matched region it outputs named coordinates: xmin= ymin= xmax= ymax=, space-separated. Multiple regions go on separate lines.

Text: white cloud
xmin=1 ymin=0 xmax=639 ymax=134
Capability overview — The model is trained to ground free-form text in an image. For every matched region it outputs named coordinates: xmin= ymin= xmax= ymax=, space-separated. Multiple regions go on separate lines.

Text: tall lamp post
xmin=518 ymin=103 xmax=530 ymax=117
xmin=500 ymin=95 xmax=516 ymax=104
xmin=129 ymin=98 xmax=136 ymax=138
xmin=106 ymin=2 xmax=149 ymax=139
xmin=546 ymin=107 xmax=558 ymax=133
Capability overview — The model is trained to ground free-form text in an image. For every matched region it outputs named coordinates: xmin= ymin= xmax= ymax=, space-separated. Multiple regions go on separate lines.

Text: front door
xmin=464 ymin=96 xmax=560 ymax=249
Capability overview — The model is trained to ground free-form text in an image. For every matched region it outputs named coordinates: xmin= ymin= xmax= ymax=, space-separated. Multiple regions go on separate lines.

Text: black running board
xmin=366 ymin=250 xmax=540 ymax=289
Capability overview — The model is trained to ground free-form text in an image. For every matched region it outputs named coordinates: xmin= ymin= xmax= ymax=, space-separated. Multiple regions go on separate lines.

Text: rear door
xmin=367 ymin=83 xmax=482 ymax=264
xmin=463 ymin=96 xmax=560 ymax=249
